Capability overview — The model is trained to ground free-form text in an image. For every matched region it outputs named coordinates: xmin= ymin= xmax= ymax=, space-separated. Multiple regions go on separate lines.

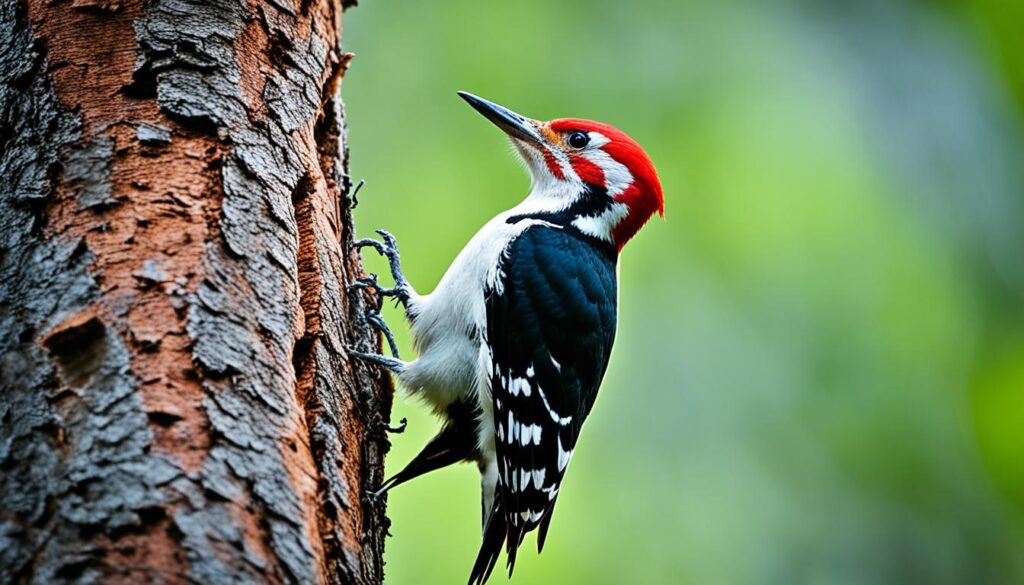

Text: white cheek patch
xmin=572 ymin=202 xmax=630 ymax=243
xmin=566 ymin=131 xmax=635 ymax=242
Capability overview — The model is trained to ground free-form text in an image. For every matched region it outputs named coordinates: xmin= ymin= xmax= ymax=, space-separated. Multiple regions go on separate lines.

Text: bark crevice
xmin=1 ymin=0 xmax=390 ymax=583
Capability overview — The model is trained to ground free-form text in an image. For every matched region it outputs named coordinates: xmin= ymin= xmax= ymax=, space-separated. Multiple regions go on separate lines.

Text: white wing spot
xmin=558 ymin=436 xmax=574 ymax=472
xmin=542 ymin=484 xmax=559 ymax=501
xmin=521 ymin=378 xmax=532 ymax=397
xmin=532 ymin=468 xmax=546 ymax=487
xmin=509 ymin=377 xmax=531 ymax=397
xmin=536 ymin=383 xmax=573 ymax=426
xmin=550 ymin=355 xmax=561 ymax=372
xmin=519 ymin=426 xmax=533 ymax=446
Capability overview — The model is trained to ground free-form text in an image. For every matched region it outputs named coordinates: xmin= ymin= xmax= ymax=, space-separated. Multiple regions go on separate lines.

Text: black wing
xmin=470 ymin=224 xmax=617 ymax=583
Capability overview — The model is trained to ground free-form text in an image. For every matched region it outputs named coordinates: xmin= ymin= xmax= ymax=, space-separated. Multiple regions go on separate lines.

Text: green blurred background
xmin=342 ymin=1 xmax=1024 ymax=583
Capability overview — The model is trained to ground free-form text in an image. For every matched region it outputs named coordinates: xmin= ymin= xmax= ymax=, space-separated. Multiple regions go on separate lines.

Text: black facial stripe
xmin=505 ymin=184 xmax=616 ymax=247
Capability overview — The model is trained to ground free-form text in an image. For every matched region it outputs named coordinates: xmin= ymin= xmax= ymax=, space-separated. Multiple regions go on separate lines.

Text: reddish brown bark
xmin=0 ymin=0 xmax=391 ymax=583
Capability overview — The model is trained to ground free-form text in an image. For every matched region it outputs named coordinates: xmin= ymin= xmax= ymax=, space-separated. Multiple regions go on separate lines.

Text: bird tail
xmin=536 ymin=499 xmax=557 ymax=553
xmin=371 ymin=400 xmax=478 ymax=496
xmin=468 ymin=497 xmax=537 ymax=585
xmin=468 ymin=498 xmax=515 ymax=585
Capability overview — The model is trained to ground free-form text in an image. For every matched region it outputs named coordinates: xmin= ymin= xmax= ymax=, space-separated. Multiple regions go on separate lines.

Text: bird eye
xmin=566 ymin=131 xmax=589 ymax=149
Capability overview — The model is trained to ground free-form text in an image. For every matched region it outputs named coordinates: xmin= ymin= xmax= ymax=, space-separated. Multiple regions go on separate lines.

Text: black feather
xmin=375 ymin=400 xmax=478 ymax=495
xmin=536 ymin=500 xmax=557 ymax=553
xmin=469 ymin=223 xmax=617 ymax=582
xmin=468 ymin=499 xmax=508 ymax=585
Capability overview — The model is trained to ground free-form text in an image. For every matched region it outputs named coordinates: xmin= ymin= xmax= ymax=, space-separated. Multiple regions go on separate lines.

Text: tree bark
xmin=0 ymin=1 xmax=392 ymax=583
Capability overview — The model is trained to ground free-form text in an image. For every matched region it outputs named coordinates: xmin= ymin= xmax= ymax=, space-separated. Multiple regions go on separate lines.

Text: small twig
xmin=385 ymin=417 xmax=408 ymax=434
xmin=350 ymin=178 xmax=365 ymax=209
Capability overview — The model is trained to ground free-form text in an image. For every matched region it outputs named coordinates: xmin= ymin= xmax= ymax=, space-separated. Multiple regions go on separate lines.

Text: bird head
xmin=459 ymin=92 xmax=664 ymax=252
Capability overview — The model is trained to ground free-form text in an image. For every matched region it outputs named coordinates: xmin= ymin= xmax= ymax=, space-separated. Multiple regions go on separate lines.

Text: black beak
xmin=458 ymin=91 xmax=543 ymax=145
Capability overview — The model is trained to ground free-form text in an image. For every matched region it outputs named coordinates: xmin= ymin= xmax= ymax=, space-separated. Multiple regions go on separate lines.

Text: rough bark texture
xmin=0 ymin=0 xmax=392 ymax=583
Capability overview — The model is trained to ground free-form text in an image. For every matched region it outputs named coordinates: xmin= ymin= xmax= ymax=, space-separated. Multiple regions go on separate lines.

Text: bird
xmin=349 ymin=91 xmax=663 ymax=584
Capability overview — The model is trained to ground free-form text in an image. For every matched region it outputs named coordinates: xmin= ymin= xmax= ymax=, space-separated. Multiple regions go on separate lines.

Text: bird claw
xmin=355 ymin=229 xmax=399 ymax=258
xmin=353 ymin=230 xmax=411 ymax=309
xmin=350 ymin=273 xmax=380 ymax=290
xmin=345 ymin=283 xmax=403 ymax=358
xmin=355 ymin=228 xmax=398 ymax=249
xmin=367 ymin=313 xmax=401 ymax=359
xmin=350 ymin=274 xmax=405 ymax=307
xmin=346 ymin=345 xmax=406 ymax=374
xmin=354 ymin=238 xmax=386 ymax=256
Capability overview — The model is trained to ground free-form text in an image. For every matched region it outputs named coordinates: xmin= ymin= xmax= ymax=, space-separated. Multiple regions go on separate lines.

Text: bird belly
xmin=397 ymin=215 xmax=516 ymax=411
xmin=399 ymin=329 xmax=480 ymax=413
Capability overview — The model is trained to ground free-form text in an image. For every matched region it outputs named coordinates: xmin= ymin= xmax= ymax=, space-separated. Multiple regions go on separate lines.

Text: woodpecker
xmin=351 ymin=92 xmax=663 ymax=584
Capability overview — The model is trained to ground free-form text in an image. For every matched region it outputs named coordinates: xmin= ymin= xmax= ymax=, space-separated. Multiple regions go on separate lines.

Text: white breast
xmin=396 ymin=198 xmax=563 ymax=413
xmin=396 ymin=214 xmax=513 ymax=411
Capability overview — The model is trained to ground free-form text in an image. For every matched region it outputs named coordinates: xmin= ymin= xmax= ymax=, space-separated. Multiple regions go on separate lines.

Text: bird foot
xmin=366 ymin=311 xmax=401 ymax=359
xmin=349 ymin=274 xmax=407 ymax=310
xmin=354 ymin=230 xmax=411 ymax=309
xmin=347 ymin=346 xmax=406 ymax=375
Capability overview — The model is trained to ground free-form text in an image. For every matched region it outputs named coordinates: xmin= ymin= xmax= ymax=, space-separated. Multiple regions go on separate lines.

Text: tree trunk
xmin=0 ymin=1 xmax=392 ymax=583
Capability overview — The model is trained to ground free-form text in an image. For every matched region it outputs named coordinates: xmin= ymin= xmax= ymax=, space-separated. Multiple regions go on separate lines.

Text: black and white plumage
xmin=472 ymin=224 xmax=617 ymax=580
xmin=350 ymin=93 xmax=663 ymax=585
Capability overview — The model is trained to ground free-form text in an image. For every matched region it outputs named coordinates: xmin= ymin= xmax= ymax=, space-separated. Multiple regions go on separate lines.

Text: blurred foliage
xmin=342 ymin=0 xmax=1024 ymax=583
